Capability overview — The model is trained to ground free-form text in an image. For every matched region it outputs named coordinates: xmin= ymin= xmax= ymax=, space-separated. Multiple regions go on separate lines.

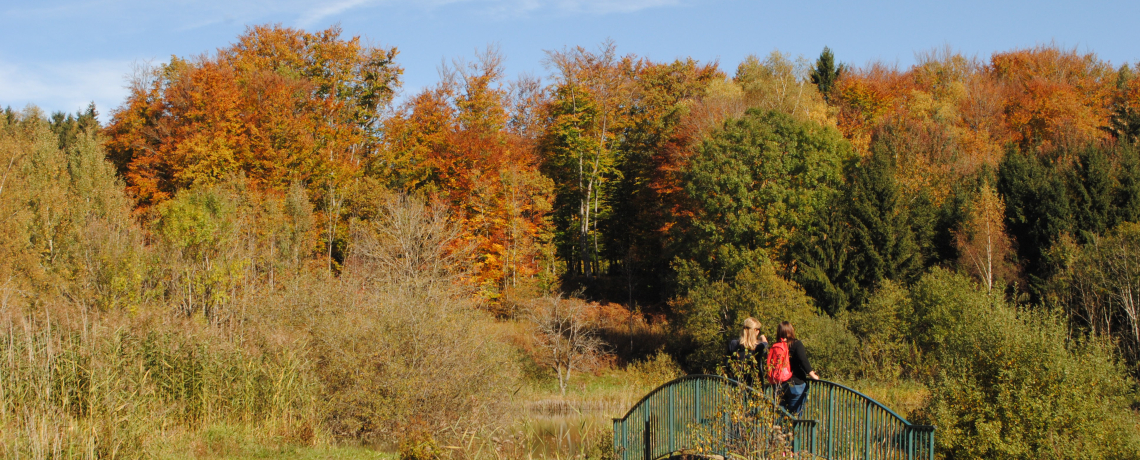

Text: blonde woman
xmin=726 ymin=317 xmax=768 ymax=386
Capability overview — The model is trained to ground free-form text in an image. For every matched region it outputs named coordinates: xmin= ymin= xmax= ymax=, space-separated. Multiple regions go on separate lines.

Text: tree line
xmin=100 ymin=26 xmax=1140 ymax=366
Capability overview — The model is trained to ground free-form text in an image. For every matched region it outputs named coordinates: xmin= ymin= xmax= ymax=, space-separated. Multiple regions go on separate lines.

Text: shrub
xmin=307 ymin=195 xmax=520 ymax=442
xmin=842 ymin=280 xmax=914 ymax=380
xmin=627 ymin=349 xmax=684 ymax=388
xmin=671 ymin=258 xmax=858 ymax=376
xmin=908 ymin=269 xmax=1140 ymax=459
xmin=398 ymin=432 xmax=441 ymax=460
xmin=525 ymin=295 xmax=607 ymax=395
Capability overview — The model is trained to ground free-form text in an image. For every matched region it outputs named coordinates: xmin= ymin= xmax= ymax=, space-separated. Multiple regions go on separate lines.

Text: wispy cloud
xmin=294 ymin=0 xmax=682 ymax=27
xmin=297 ymin=0 xmax=378 ymax=28
xmin=554 ymin=0 xmax=680 ymax=14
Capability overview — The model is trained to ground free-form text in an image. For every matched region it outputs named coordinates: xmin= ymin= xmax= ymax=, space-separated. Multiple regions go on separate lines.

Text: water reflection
xmin=522 ymin=400 xmax=623 ymax=458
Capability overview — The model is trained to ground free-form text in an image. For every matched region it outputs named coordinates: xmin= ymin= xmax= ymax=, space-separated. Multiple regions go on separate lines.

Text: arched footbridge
xmin=613 ymin=375 xmax=935 ymax=460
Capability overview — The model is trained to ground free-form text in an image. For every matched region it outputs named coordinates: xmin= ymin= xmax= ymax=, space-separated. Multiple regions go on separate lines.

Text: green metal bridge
xmin=612 ymin=375 xmax=935 ymax=460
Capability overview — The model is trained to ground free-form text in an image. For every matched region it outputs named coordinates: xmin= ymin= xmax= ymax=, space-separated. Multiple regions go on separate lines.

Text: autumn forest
xmin=4 ymin=24 xmax=1140 ymax=459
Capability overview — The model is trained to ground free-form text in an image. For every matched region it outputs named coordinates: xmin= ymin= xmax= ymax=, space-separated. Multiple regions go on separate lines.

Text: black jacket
xmin=727 ymin=338 xmax=768 ymax=386
xmin=787 ymin=339 xmax=814 ymax=385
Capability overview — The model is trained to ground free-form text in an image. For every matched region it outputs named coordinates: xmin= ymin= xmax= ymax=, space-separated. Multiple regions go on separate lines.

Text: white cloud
xmin=0 ymin=59 xmax=133 ymax=123
xmin=554 ymin=0 xmax=680 ymax=14
xmin=294 ymin=0 xmax=681 ymax=27
xmin=297 ymin=0 xmax=378 ymax=28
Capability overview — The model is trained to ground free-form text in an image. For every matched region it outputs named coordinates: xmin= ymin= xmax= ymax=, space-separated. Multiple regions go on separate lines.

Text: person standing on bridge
xmin=726 ymin=317 xmax=767 ymax=386
xmin=772 ymin=321 xmax=819 ymax=416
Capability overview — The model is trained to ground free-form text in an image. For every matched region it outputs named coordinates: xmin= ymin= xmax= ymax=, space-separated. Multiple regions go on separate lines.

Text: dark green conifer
xmin=810 ymin=47 xmax=845 ymax=104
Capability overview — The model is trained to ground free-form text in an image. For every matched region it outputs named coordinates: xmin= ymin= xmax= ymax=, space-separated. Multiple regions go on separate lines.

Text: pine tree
xmin=791 ymin=144 xmax=927 ymax=313
xmin=997 ymin=150 xmax=1073 ymax=296
xmin=48 ymin=102 xmax=100 ymax=152
xmin=790 ymin=201 xmax=855 ymax=315
xmin=810 ymin=46 xmax=845 ymax=104
xmin=844 ymin=146 xmax=925 ymax=306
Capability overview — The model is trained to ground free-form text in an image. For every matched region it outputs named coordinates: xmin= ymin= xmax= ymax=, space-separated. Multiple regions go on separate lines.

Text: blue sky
xmin=3 ymin=0 xmax=1138 ymax=123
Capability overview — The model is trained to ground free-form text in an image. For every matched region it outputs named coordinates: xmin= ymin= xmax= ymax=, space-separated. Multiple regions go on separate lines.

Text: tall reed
xmin=0 ymin=305 xmax=318 ymax=459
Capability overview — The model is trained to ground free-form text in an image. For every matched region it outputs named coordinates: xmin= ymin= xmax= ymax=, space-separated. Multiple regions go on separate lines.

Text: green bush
xmin=671 ymin=258 xmax=858 ymax=376
xmin=398 ymin=432 xmax=440 ymax=460
xmin=907 ymin=269 xmax=1140 ymax=459
xmin=842 ymin=280 xmax=914 ymax=381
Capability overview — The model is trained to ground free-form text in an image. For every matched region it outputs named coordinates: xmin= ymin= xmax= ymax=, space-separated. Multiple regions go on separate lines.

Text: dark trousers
xmin=780 ymin=381 xmax=809 ymax=416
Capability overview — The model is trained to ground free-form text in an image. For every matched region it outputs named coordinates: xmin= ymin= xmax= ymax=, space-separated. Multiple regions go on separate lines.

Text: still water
xmin=522 ymin=399 xmax=624 ymax=458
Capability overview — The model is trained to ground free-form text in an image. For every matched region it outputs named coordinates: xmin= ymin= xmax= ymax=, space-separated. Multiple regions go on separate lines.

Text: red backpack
xmin=766 ymin=341 xmax=793 ymax=385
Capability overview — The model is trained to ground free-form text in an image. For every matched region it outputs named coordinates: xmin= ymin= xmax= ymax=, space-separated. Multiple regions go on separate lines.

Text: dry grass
xmin=840 ymin=379 xmax=930 ymax=421
xmin=0 ymin=304 xmax=320 ymax=459
xmin=0 ymin=181 xmax=524 ymax=457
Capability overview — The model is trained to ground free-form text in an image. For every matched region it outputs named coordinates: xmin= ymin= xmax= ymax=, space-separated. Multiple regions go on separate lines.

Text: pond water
xmin=521 ymin=400 xmax=625 ymax=458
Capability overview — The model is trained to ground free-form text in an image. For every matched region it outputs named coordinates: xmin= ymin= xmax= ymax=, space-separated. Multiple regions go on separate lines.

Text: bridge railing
xmin=783 ymin=379 xmax=935 ymax=460
xmin=612 ymin=375 xmax=935 ymax=460
xmin=611 ymin=375 xmax=815 ymax=460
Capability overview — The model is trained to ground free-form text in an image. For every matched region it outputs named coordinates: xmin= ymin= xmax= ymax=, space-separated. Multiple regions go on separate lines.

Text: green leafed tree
xmin=678 ymin=108 xmax=855 ymax=281
xmin=541 ymin=41 xmax=633 ymax=279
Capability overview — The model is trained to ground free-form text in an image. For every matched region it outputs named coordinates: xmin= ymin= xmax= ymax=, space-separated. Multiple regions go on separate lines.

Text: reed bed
xmin=0 ymin=305 xmax=319 ymax=459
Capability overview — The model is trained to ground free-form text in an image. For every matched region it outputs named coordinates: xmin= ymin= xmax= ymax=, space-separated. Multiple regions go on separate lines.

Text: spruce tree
xmin=791 ymin=201 xmax=855 ymax=315
xmin=997 ymin=150 xmax=1073 ymax=296
xmin=792 ymin=145 xmax=927 ymax=313
xmin=844 ymin=146 xmax=925 ymax=304
xmin=810 ymin=47 xmax=845 ymax=104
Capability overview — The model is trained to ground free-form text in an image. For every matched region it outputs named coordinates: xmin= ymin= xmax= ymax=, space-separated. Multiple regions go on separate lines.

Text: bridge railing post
xmin=721 ymin=410 xmax=728 ymax=458
xmin=863 ymin=400 xmax=871 ymax=460
xmin=644 ymin=414 xmax=653 ymax=460
xmin=612 ymin=418 xmax=622 ymax=460
xmin=668 ymin=383 xmax=675 ymax=454
xmin=828 ymin=385 xmax=835 ymax=459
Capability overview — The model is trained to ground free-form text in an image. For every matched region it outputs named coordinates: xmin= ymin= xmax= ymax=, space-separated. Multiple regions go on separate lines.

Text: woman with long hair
xmin=727 ymin=317 xmax=767 ymax=385
xmin=772 ymin=321 xmax=819 ymax=416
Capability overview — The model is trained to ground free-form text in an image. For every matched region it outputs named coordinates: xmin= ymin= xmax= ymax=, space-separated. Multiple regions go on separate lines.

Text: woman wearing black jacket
xmin=726 ymin=317 xmax=767 ymax=386
xmin=775 ymin=321 xmax=818 ymax=416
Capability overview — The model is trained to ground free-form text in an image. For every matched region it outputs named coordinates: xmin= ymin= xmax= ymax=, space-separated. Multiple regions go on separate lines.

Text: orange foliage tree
xmin=831 ymin=46 xmax=1118 ymax=206
xmin=989 ymin=46 xmax=1113 ymax=152
xmin=379 ymin=50 xmax=553 ymax=301
xmin=103 ymin=25 xmax=402 ymax=208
